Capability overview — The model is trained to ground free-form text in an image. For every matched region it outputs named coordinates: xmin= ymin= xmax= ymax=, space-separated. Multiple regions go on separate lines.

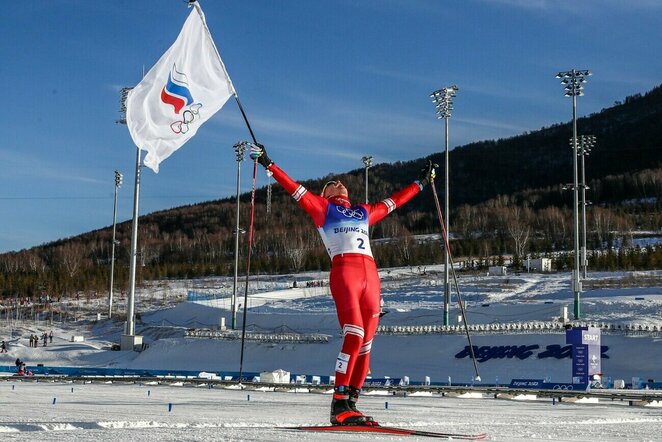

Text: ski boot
xmin=348 ymin=386 xmax=376 ymax=425
xmin=330 ymin=386 xmax=370 ymax=425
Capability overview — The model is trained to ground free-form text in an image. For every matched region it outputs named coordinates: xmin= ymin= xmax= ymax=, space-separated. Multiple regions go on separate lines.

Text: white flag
xmin=126 ymin=3 xmax=235 ymax=173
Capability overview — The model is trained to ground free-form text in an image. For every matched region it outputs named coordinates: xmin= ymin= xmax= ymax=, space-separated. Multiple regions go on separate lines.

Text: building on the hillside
xmin=526 ymin=258 xmax=552 ymax=272
xmin=488 ymin=266 xmax=507 ymax=276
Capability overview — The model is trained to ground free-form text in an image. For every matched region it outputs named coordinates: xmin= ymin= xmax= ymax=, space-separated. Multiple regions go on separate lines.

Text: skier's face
xmin=321 ymin=180 xmax=348 ymax=199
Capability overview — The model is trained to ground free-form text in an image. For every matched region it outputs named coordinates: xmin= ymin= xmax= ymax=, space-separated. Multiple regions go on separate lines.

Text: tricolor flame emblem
xmin=160 ymin=64 xmax=194 ymax=114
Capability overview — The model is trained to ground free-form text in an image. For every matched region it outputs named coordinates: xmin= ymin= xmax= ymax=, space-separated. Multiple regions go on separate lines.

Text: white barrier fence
xmin=377 ymin=321 xmax=662 ymax=336
xmin=184 ymin=321 xmax=660 ymax=344
xmin=185 ymin=328 xmax=330 ymax=343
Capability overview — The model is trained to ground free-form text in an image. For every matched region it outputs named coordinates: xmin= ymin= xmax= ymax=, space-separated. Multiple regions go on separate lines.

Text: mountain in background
xmin=1 ymin=84 xmax=661 ymax=296
xmin=380 ymin=83 xmax=662 ymax=210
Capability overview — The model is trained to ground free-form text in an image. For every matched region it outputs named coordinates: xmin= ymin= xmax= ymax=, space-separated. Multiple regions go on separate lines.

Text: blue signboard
xmin=509 ymin=379 xmax=589 ymax=391
xmin=509 ymin=379 xmax=544 ymax=388
xmin=566 ymin=326 xmax=601 ymax=385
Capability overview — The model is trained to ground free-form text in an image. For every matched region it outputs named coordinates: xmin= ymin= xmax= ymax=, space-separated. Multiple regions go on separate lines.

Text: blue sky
xmin=1 ymin=0 xmax=661 ymax=253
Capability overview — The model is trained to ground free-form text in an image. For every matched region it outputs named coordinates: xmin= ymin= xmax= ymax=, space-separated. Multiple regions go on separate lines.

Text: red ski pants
xmin=329 ymin=254 xmax=381 ymax=390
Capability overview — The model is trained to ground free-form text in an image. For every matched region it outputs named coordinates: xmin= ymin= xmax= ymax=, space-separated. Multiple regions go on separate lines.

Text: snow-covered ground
xmin=1 ymin=267 xmax=661 ymax=440
xmin=1 ymin=381 xmax=661 ymax=441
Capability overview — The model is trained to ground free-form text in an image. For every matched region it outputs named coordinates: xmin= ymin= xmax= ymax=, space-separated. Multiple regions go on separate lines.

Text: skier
xmin=15 ymin=358 xmax=26 ymax=375
xmin=250 ymin=144 xmax=435 ymax=425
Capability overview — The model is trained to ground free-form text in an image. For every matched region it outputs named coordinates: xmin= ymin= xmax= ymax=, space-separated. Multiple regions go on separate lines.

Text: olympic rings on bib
xmin=336 ymin=205 xmax=364 ymax=220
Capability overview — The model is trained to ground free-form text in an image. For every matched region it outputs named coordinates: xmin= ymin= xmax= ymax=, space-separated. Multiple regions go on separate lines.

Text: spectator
xmin=16 ymin=359 xmax=26 ymax=376
xmin=49 ymin=330 xmax=53 ymax=343
xmin=1 ymin=340 xmax=7 ymax=353
xmin=42 ymin=333 xmax=48 ymax=347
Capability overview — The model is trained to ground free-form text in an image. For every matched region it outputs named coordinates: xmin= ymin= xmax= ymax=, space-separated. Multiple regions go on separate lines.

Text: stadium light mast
xmin=231 ymin=142 xmax=247 ymax=330
xmin=362 ymin=155 xmax=373 ymax=204
xmin=556 ymin=69 xmax=591 ymax=320
xmin=430 ymin=85 xmax=458 ymax=326
xmin=108 ymin=170 xmax=123 ymax=319
xmin=116 ymin=86 xmax=143 ymax=350
xmin=579 ymin=135 xmax=596 ymax=279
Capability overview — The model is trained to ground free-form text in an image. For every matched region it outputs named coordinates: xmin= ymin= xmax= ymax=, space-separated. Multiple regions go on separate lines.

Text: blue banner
xmin=509 ymin=379 xmax=589 ymax=391
xmin=566 ymin=327 xmax=601 ymax=385
xmin=509 ymin=379 xmax=544 ymax=388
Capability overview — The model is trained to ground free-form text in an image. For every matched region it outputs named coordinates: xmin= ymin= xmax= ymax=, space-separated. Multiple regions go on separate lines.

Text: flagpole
xmin=191 ymin=1 xmax=262 ymax=380
xmin=233 ymin=96 xmax=258 ymax=144
xmin=120 ymin=2 xmax=250 ymax=354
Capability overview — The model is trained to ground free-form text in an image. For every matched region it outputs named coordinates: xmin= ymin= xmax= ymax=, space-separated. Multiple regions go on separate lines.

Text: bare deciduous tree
xmin=504 ymin=205 xmax=532 ymax=260
xmin=55 ymin=243 xmax=83 ymax=279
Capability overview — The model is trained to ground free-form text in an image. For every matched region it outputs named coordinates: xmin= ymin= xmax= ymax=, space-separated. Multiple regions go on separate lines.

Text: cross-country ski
xmin=286 ymin=424 xmax=488 ymax=440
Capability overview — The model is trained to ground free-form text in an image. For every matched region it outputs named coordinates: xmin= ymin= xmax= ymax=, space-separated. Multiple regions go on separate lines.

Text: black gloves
xmin=419 ymin=160 xmax=438 ymax=187
xmin=249 ymin=143 xmax=273 ymax=168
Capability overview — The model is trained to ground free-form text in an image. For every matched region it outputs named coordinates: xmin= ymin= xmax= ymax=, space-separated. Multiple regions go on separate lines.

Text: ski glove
xmin=249 ymin=143 xmax=273 ymax=168
xmin=419 ymin=160 xmax=438 ymax=187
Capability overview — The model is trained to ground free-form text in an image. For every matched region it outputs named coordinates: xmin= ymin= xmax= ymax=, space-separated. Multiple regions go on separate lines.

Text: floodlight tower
xmin=556 ymin=69 xmax=591 ymax=319
xmin=579 ymin=134 xmax=596 ymax=279
xmin=430 ymin=85 xmax=458 ymax=326
xmin=232 ymin=141 xmax=248 ymax=330
xmin=362 ymin=155 xmax=373 ymax=203
xmin=108 ymin=170 xmax=123 ymax=319
xmin=117 ymin=86 xmax=143 ymax=350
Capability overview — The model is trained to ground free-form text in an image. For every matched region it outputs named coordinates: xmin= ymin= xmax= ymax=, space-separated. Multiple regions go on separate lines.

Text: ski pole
xmin=238 ymin=155 xmax=259 ymax=383
xmin=228 ymin=84 xmax=258 ymax=383
xmin=430 ymin=177 xmax=481 ymax=381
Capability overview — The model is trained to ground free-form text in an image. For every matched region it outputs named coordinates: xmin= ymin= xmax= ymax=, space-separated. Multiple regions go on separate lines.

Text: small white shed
xmin=488 ymin=266 xmax=507 ymax=276
xmin=527 ymin=258 xmax=552 ymax=272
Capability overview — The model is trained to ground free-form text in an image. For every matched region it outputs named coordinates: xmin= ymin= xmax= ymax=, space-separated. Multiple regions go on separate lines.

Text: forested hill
xmin=368 ymin=83 xmax=662 ymax=211
xmin=444 ymin=84 xmax=662 ymax=206
xmin=1 ymin=84 xmax=661 ymax=295
xmin=238 ymin=83 xmax=662 ymax=217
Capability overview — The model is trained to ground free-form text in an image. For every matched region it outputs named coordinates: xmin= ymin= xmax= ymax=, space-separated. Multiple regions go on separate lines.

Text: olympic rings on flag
xmin=170 ymin=103 xmax=203 ymax=134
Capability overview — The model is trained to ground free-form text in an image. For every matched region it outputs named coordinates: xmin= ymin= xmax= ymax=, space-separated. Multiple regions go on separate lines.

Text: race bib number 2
xmin=335 ymin=352 xmax=350 ymax=374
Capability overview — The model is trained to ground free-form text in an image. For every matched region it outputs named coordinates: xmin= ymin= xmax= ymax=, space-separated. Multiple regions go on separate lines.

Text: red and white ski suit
xmin=268 ymin=163 xmax=422 ymax=389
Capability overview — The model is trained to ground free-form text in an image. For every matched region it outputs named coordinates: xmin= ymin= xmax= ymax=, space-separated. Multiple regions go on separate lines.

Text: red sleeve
xmin=267 ymin=163 xmax=328 ymax=227
xmin=366 ymin=182 xmax=422 ymax=226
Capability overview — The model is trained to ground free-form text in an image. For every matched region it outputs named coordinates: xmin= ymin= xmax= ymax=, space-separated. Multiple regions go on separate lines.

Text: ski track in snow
xmin=1 ymin=267 xmax=662 ymax=441
xmin=0 ymin=383 xmax=660 ymax=441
